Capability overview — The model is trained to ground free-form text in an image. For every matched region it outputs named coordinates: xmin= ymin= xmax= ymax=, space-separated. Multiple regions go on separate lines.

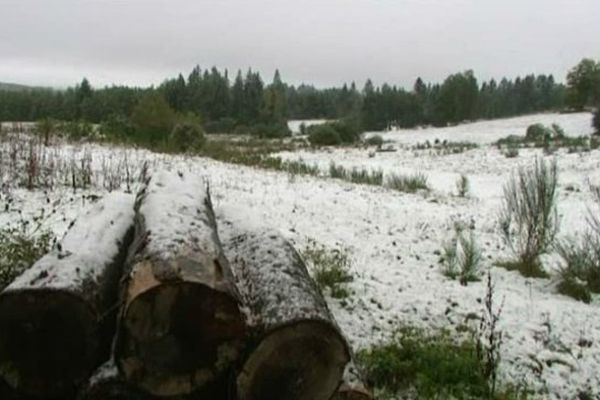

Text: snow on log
xmin=0 ymin=192 xmax=136 ymax=398
xmin=220 ymin=219 xmax=350 ymax=400
xmin=77 ymin=359 xmax=149 ymax=400
xmin=115 ymin=170 xmax=245 ymax=396
xmin=332 ymin=361 xmax=373 ymax=400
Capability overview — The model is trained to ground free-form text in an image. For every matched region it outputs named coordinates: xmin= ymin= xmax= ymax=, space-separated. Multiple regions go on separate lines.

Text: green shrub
xmin=308 ymin=124 xmax=342 ymax=146
xmin=386 ymin=172 xmax=429 ymax=193
xmin=441 ymin=229 xmax=482 ymax=284
xmin=330 ymin=121 xmax=361 ymax=143
xmin=593 ymin=109 xmax=599 ymax=135
xmin=203 ymin=117 xmax=236 ymax=134
xmin=366 ymin=134 xmax=384 ymax=147
xmin=307 ymin=121 xmax=361 ymax=146
xmin=0 ymin=227 xmax=55 ymax=290
xmin=525 ymin=124 xmax=550 ymax=142
xmin=499 ymin=158 xmax=558 ymax=278
xmin=302 ymin=239 xmax=353 ymax=298
xmin=358 ymin=328 xmax=489 ymax=399
xmin=250 ymin=121 xmax=291 ymax=139
xmin=169 ymin=121 xmax=206 ymax=152
xmin=64 ymin=120 xmax=93 ymax=141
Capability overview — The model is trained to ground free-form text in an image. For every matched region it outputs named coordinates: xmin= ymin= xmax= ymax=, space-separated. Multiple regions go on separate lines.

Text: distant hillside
xmin=0 ymin=82 xmax=43 ymax=91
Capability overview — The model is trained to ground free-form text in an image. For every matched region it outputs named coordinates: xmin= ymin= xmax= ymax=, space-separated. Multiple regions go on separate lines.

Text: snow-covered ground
xmin=1 ymin=112 xmax=600 ymax=398
xmin=365 ymin=112 xmax=594 ymax=145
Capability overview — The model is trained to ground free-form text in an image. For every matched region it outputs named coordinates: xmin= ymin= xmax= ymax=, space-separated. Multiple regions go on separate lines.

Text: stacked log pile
xmin=0 ymin=169 xmax=372 ymax=400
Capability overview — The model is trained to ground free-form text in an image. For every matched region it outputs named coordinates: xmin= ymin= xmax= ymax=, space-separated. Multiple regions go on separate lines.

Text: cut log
xmin=77 ymin=359 xmax=150 ymax=400
xmin=220 ymin=219 xmax=350 ymax=400
xmin=115 ymin=170 xmax=245 ymax=396
xmin=0 ymin=192 xmax=136 ymax=398
xmin=332 ymin=361 xmax=373 ymax=400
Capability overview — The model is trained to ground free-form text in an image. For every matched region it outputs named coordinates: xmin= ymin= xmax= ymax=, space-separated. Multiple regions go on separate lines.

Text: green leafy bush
xmin=249 ymin=121 xmax=291 ymax=139
xmin=308 ymin=124 xmax=342 ymax=146
xmin=0 ymin=227 xmax=55 ymax=290
xmin=366 ymin=134 xmax=384 ymax=147
xmin=169 ymin=121 xmax=206 ymax=152
xmin=359 ymin=328 xmax=489 ymax=399
xmin=525 ymin=123 xmax=550 ymax=142
xmin=308 ymin=121 xmax=361 ymax=146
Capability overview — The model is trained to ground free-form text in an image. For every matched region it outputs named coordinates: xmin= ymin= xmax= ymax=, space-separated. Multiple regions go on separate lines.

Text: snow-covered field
xmin=1 ymin=112 xmax=599 ymax=398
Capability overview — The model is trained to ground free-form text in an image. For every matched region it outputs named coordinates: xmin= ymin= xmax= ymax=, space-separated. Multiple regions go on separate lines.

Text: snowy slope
xmin=1 ymin=112 xmax=600 ymax=398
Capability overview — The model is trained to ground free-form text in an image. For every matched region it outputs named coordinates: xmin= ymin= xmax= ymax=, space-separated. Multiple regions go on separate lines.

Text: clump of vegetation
xmin=440 ymin=227 xmax=482 ymax=285
xmin=359 ymin=327 xmax=502 ymax=399
xmin=555 ymin=186 xmax=600 ymax=301
xmin=0 ymin=209 xmax=56 ymax=290
xmin=36 ymin=118 xmax=57 ymax=146
xmin=329 ymin=162 xmax=348 ymax=179
xmin=476 ymin=269 xmax=505 ymax=399
xmin=498 ymin=158 xmax=558 ymax=278
xmin=349 ymin=168 xmax=383 ymax=186
xmin=63 ymin=120 xmax=94 ymax=141
xmin=456 ymin=174 xmax=470 ymax=197
xmin=503 ymin=146 xmax=520 ymax=158
xmin=308 ymin=121 xmax=361 ymax=146
xmin=283 ymin=159 xmax=320 ymax=176
xmin=302 ymin=239 xmax=353 ymax=299
xmin=169 ymin=120 xmax=205 ymax=152
xmin=386 ymin=172 xmax=429 ymax=193
xmin=555 ymin=238 xmax=598 ymax=303
xmin=365 ymin=134 xmax=384 ymax=147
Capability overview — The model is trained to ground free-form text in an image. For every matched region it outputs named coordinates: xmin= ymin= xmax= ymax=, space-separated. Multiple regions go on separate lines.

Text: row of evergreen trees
xmin=0 ymin=63 xmax=589 ymax=136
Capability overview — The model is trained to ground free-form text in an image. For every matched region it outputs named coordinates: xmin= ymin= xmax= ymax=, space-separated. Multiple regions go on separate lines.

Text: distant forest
xmin=0 ymin=59 xmax=598 ymax=138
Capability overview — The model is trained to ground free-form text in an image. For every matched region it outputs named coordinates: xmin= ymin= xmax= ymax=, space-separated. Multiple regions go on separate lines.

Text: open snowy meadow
xmin=1 ymin=112 xmax=599 ymax=399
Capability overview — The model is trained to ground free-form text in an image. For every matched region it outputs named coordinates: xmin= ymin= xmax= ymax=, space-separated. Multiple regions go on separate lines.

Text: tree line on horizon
xmin=0 ymin=59 xmax=597 ymax=141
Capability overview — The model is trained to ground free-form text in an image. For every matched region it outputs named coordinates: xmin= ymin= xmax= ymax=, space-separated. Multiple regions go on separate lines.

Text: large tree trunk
xmin=115 ymin=170 xmax=245 ymax=397
xmin=332 ymin=361 xmax=373 ymax=400
xmin=0 ymin=192 xmax=135 ymax=398
xmin=220 ymin=219 xmax=350 ymax=400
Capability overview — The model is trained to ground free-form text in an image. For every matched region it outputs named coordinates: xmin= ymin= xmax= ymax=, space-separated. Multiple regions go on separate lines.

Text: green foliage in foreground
xmin=301 ymin=239 xmax=353 ymax=299
xmin=358 ymin=328 xmax=527 ymax=400
xmin=0 ymin=227 xmax=55 ymax=290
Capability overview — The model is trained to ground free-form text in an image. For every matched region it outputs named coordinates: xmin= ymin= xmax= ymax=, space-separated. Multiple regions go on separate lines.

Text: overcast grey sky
xmin=1 ymin=0 xmax=599 ymax=89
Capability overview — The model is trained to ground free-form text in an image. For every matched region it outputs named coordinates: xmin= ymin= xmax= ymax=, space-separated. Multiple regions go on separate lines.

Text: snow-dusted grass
xmin=1 ymin=112 xmax=600 ymax=398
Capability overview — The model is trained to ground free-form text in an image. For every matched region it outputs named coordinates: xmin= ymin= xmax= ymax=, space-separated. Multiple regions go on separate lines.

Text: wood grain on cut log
xmin=220 ymin=220 xmax=350 ymax=400
xmin=115 ymin=170 xmax=245 ymax=396
xmin=0 ymin=192 xmax=135 ymax=398
xmin=77 ymin=359 xmax=150 ymax=400
xmin=333 ymin=361 xmax=373 ymax=400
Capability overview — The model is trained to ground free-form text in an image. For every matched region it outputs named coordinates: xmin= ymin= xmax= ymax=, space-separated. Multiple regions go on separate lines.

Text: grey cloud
xmin=1 ymin=0 xmax=599 ymax=88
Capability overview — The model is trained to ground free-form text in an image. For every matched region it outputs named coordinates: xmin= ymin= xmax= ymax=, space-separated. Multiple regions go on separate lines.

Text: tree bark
xmin=114 ymin=170 xmax=245 ymax=396
xmin=220 ymin=220 xmax=350 ymax=400
xmin=0 ymin=192 xmax=136 ymax=398
xmin=332 ymin=361 xmax=373 ymax=400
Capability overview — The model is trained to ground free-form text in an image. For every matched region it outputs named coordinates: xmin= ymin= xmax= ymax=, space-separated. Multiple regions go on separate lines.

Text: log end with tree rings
xmin=116 ymin=269 xmax=245 ymax=396
xmin=237 ymin=320 xmax=349 ymax=400
xmin=0 ymin=290 xmax=97 ymax=397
